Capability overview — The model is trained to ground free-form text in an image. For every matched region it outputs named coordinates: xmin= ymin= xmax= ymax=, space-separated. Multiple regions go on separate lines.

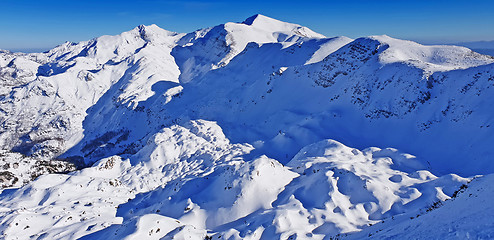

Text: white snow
xmin=345 ymin=174 xmax=494 ymax=239
xmin=370 ymin=35 xmax=493 ymax=72
xmin=0 ymin=14 xmax=493 ymax=240
xmin=0 ymin=121 xmax=471 ymax=239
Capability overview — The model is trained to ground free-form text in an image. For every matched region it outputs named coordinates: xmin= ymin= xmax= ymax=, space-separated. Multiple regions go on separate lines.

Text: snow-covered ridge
xmin=369 ymin=35 xmax=493 ymax=71
xmin=0 ymin=14 xmax=494 ymax=239
xmin=241 ymin=14 xmax=325 ymax=39
xmin=173 ymin=14 xmax=326 ymax=83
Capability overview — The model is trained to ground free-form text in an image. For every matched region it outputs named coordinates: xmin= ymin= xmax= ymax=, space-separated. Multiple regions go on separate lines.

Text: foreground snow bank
xmin=346 ymin=174 xmax=494 ymax=239
xmin=0 ymin=121 xmax=473 ymax=239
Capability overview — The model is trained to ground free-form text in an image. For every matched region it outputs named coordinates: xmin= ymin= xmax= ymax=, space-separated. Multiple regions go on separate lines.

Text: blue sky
xmin=1 ymin=0 xmax=493 ymax=51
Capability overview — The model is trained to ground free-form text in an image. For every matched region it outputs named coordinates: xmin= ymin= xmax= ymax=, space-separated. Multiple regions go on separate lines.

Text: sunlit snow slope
xmin=0 ymin=14 xmax=493 ymax=239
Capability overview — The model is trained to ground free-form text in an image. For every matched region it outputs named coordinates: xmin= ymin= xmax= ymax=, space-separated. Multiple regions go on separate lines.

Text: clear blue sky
xmin=1 ymin=0 xmax=493 ymax=51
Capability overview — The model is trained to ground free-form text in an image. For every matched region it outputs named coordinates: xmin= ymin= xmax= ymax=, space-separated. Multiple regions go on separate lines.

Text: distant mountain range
xmin=452 ymin=40 xmax=494 ymax=56
xmin=455 ymin=40 xmax=494 ymax=49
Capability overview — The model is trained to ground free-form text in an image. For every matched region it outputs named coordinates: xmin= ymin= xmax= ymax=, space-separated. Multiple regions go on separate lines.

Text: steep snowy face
xmin=306 ymin=36 xmax=354 ymax=64
xmin=284 ymin=37 xmax=494 ymax=174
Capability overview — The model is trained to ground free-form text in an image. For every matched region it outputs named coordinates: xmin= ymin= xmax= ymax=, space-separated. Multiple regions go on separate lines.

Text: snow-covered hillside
xmin=345 ymin=174 xmax=494 ymax=239
xmin=0 ymin=14 xmax=493 ymax=239
xmin=0 ymin=120 xmax=471 ymax=239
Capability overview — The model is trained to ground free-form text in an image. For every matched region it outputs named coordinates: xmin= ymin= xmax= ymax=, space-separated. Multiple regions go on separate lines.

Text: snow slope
xmin=0 ymin=120 xmax=469 ymax=239
xmin=0 ymin=14 xmax=493 ymax=239
xmin=345 ymin=174 xmax=494 ymax=240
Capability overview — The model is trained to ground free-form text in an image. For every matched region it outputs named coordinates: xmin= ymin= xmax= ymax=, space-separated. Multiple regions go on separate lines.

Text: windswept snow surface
xmin=345 ymin=174 xmax=494 ymax=240
xmin=1 ymin=14 xmax=494 ymax=239
xmin=0 ymin=120 xmax=470 ymax=239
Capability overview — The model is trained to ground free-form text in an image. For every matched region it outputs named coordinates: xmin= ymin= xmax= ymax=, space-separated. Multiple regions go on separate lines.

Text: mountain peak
xmin=242 ymin=14 xmax=276 ymax=25
xmin=134 ymin=24 xmax=163 ymax=34
xmin=240 ymin=14 xmax=299 ymax=28
xmin=238 ymin=14 xmax=325 ymax=39
xmin=126 ymin=24 xmax=179 ymax=44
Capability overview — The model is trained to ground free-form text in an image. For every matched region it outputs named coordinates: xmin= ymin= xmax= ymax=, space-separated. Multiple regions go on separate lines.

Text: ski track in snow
xmin=0 ymin=14 xmax=493 ymax=239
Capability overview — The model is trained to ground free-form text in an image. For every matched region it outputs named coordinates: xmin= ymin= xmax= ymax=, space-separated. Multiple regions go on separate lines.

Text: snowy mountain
xmin=0 ymin=14 xmax=493 ymax=239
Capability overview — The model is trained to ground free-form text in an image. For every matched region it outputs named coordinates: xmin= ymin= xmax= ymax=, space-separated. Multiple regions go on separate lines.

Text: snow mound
xmin=0 ymin=120 xmax=252 ymax=239
xmin=346 ymin=174 xmax=494 ymax=239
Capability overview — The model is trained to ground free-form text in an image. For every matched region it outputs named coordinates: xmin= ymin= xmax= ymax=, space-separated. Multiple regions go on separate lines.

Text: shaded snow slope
xmin=130 ymin=35 xmax=493 ymax=175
